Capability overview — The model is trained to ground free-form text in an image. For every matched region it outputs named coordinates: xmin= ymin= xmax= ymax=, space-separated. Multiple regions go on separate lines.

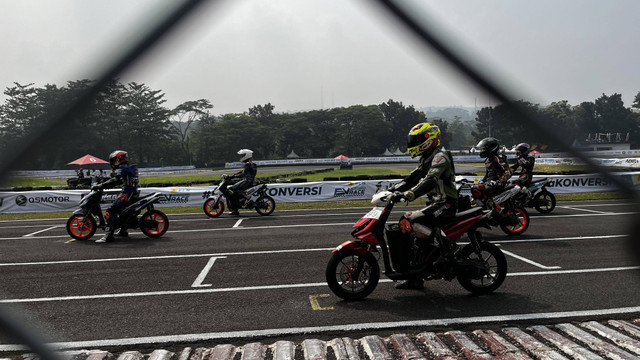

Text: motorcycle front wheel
xmin=499 ymin=206 xmax=530 ymax=236
xmin=457 ymin=242 xmax=507 ymax=294
xmin=255 ymin=195 xmax=276 ymax=216
xmin=326 ymin=250 xmax=380 ymax=301
xmin=533 ymin=190 xmax=556 ymax=213
xmin=203 ymin=198 xmax=224 ymax=217
xmin=140 ymin=210 xmax=169 ymax=238
xmin=66 ymin=214 xmax=97 ymax=240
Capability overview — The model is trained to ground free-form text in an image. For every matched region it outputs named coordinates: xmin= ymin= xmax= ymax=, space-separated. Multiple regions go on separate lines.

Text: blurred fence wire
xmin=1 ymin=0 xmax=638 ymax=357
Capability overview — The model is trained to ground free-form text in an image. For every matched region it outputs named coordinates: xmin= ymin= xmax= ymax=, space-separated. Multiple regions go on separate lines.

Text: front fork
xmin=468 ymin=230 xmax=484 ymax=255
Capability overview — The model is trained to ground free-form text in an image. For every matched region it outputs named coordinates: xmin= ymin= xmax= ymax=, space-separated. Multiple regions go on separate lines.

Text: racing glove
xmin=403 ymin=190 xmax=416 ymax=202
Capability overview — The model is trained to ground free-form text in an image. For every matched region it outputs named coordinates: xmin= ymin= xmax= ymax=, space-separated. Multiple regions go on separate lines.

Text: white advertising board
xmin=1 ymin=173 xmax=638 ymax=214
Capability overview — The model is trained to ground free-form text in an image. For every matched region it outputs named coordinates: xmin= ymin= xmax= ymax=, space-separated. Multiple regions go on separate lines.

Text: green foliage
xmin=471 ymin=93 xmax=640 ymax=150
xmin=1 ymin=79 xmax=639 ymax=171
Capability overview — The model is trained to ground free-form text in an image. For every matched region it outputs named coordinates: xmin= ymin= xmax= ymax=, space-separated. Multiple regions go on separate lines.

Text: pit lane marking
xmin=309 ymin=294 xmax=334 ymax=310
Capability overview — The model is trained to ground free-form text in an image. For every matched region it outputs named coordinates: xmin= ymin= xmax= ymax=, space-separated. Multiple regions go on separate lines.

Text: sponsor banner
xmin=1 ymin=174 xmax=638 ymax=213
xmin=456 ymin=172 xmax=640 ymax=194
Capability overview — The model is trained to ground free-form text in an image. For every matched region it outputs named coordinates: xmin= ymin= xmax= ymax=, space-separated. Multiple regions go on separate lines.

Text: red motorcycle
xmin=326 ymin=191 xmax=507 ymax=301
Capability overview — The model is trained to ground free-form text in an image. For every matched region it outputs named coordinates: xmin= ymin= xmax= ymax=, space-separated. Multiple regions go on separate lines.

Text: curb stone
xmin=4 ymin=319 xmax=640 ymax=360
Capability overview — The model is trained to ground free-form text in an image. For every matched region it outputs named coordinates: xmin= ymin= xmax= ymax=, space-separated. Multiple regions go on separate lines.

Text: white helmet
xmin=238 ymin=148 xmax=254 ymax=162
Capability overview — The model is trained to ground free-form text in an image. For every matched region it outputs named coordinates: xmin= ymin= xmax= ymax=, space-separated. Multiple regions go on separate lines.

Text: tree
xmin=633 ymin=91 xmax=640 ymax=111
xmin=119 ymin=83 xmax=173 ymax=165
xmin=379 ymin=99 xmax=426 ymax=151
xmin=473 ymin=100 xmax=541 ymax=147
xmin=332 ymin=105 xmax=390 ymax=156
xmin=431 ymin=118 xmax=452 ymax=149
xmin=170 ymin=99 xmax=213 ymax=165
xmin=248 ymin=103 xmax=279 ymax=159
xmin=447 ymin=118 xmax=476 ymax=150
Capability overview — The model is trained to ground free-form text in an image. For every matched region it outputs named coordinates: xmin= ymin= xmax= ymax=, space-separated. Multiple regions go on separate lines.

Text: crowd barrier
xmin=1 ymin=172 xmax=639 ymax=214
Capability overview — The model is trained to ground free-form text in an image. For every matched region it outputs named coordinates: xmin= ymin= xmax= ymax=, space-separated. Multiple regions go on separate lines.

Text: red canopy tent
xmin=67 ymin=154 xmax=109 ymax=166
xmin=334 ymin=155 xmax=349 ymax=160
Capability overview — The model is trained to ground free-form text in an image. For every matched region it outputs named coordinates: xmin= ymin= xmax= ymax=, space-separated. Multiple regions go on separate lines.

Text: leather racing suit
xmin=101 ymin=163 xmax=139 ymax=228
xmin=392 ymin=147 xmax=458 ymax=236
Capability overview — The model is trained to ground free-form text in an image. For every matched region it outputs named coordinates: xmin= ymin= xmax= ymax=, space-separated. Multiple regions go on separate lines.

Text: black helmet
xmin=515 ymin=142 xmax=530 ymax=156
xmin=476 ymin=137 xmax=500 ymax=158
xmin=109 ymin=150 xmax=128 ymax=170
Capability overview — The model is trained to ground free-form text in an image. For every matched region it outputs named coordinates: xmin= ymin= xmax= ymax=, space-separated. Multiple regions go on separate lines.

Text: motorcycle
xmin=66 ymin=188 xmax=169 ymax=240
xmin=513 ymin=178 xmax=556 ymax=214
xmin=456 ymin=178 xmax=530 ymax=236
xmin=203 ymin=174 xmax=276 ymax=217
xmin=325 ymin=191 xmax=507 ymax=301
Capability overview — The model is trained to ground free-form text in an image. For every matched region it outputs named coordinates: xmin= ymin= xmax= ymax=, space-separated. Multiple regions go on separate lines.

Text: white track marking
xmin=559 ymin=206 xmax=610 ymax=214
xmin=500 ymin=249 xmax=561 ymax=269
xmin=0 ymin=211 xmax=637 ymax=242
xmin=494 ymin=234 xmax=626 ymax=244
xmin=0 ymin=247 xmax=335 ymax=266
xmin=0 ymin=234 xmax=628 ymax=267
xmin=23 ymin=226 xmax=58 ymax=237
xmin=191 ymin=256 xmax=226 ymax=287
xmin=232 ymin=219 xmax=244 ymax=228
xmin=1 ymin=266 xmax=638 ymax=304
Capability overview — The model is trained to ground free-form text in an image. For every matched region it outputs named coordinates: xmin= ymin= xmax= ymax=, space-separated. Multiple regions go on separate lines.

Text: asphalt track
xmin=0 ymin=199 xmax=639 ymax=356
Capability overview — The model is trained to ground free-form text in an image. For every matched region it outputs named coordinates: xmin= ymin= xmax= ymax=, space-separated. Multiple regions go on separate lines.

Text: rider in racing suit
xmin=475 ymin=137 xmax=510 ymax=200
xmin=388 ymin=123 xmax=458 ymax=289
xmin=225 ymin=149 xmax=258 ymax=215
xmin=510 ymin=142 xmax=535 ymax=187
xmin=95 ymin=150 xmax=138 ymax=243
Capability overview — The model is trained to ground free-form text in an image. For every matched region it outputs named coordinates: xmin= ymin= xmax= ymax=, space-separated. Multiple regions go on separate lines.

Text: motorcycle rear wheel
xmin=499 ymin=206 xmax=529 ymax=236
xmin=457 ymin=242 xmax=507 ymax=294
xmin=533 ymin=190 xmax=556 ymax=213
xmin=326 ymin=250 xmax=379 ymax=301
xmin=255 ymin=195 xmax=276 ymax=216
xmin=140 ymin=210 xmax=169 ymax=238
xmin=203 ymin=198 xmax=224 ymax=217
xmin=66 ymin=214 xmax=97 ymax=240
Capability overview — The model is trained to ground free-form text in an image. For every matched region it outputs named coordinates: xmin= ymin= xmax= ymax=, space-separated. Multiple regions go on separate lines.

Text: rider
xmin=225 ymin=149 xmax=258 ymax=216
xmin=94 ymin=150 xmax=139 ymax=243
xmin=388 ymin=123 xmax=458 ymax=290
xmin=510 ymin=142 xmax=535 ymax=187
xmin=475 ymin=137 xmax=510 ymax=200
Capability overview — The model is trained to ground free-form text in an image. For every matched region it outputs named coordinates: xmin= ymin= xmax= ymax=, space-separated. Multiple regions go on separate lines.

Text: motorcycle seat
xmin=442 ymin=207 xmax=484 ymax=227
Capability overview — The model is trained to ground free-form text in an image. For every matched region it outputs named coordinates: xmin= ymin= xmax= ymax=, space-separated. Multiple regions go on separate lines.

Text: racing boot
xmin=433 ymin=233 xmax=458 ymax=272
xmin=395 ymin=278 xmax=424 ymax=290
xmin=95 ymin=227 xmax=115 ymax=243
xmin=115 ymin=227 xmax=129 ymax=237
xmin=227 ymin=205 xmax=240 ymax=216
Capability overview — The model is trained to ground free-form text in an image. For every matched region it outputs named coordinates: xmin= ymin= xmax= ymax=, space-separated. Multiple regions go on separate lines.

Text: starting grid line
xmin=0 ymin=211 xmax=637 ymax=241
xmin=1 ymin=265 xmax=638 ymax=304
xmin=0 ymin=234 xmax=628 ymax=267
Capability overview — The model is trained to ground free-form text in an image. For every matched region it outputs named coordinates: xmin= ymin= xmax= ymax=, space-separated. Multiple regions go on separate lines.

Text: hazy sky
xmin=1 ymin=0 xmax=639 ymax=115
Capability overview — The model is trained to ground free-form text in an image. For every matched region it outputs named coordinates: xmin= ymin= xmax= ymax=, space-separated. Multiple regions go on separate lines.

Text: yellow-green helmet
xmin=407 ymin=123 xmax=441 ymax=158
